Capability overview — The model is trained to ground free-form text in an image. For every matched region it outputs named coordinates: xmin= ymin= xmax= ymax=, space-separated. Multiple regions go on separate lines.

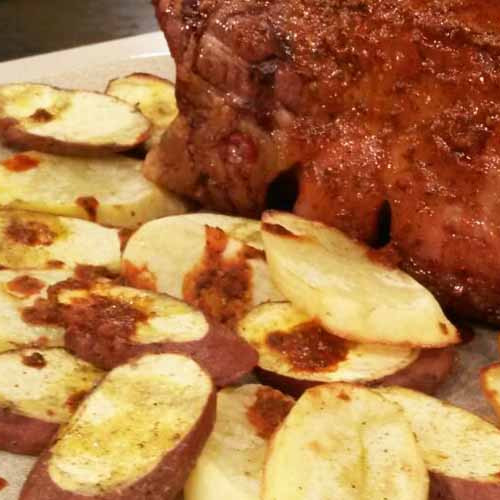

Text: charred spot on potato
xmin=73 ymin=264 xmax=118 ymax=283
xmin=246 ymin=387 xmax=294 ymax=440
xmin=6 ymin=275 xmax=45 ymax=297
xmin=66 ymin=390 xmax=88 ymax=412
xmin=2 ymin=153 xmax=39 ymax=172
xmin=266 ymin=321 xmax=349 ymax=372
xmin=5 ymin=218 xmax=57 ymax=246
xmin=262 ymin=222 xmax=297 ymax=238
xmin=21 ymin=351 xmax=47 ymax=369
xmin=47 ymin=260 xmax=65 ymax=269
xmin=76 ymin=196 xmax=99 ymax=221
xmin=30 ymin=108 xmax=54 ymax=123
xmin=122 ymin=260 xmax=157 ymax=291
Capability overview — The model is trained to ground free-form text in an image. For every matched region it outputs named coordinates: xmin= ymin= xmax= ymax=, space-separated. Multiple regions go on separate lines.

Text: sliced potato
xmin=0 ymin=83 xmax=150 ymax=155
xmin=261 ymin=210 xmax=459 ymax=347
xmin=0 ymin=269 xmax=72 ymax=353
xmin=262 ymin=383 xmax=429 ymax=500
xmin=0 ymin=209 xmax=121 ymax=270
xmin=185 ymin=384 xmax=294 ymax=500
xmin=375 ymin=386 xmax=500 ymax=498
xmin=106 ymin=73 xmax=177 ymax=149
xmin=481 ymin=363 xmax=500 ymax=419
xmin=0 ymin=348 xmax=103 ymax=455
xmin=57 ymin=281 xmax=257 ymax=385
xmin=20 ymin=353 xmax=216 ymax=500
xmin=122 ymin=214 xmax=283 ymax=326
xmin=0 ymin=151 xmax=187 ymax=228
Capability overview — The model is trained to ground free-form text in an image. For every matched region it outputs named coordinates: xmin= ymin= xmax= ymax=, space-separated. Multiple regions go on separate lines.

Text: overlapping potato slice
xmin=481 ymin=363 xmax=500 ymax=419
xmin=106 ymin=73 xmax=177 ymax=149
xmin=262 ymin=383 xmax=429 ymax=500
xmin=20 ymin=353 xmax=216 ymax=500
xmin=0 ymin=152 xmax=187 ymax=228
xmin=261 ymin=210 xmax=459 ymax=348
xmin=185 ymin=384 xmax=294 ymax=500
xmin=375 ymin=387 xmax=500 ymax=498
xmin=0 ymin=348 xmax=103 ymax=455
xmin=0 ymin=269 xmax=73 ymax=353
xmin=0 ymin=83 xmax=150 ymax=155
xmin=0 ymin=209 xmax=121 ymax=270
xmin=122 ymin=214 xmax=283 ymax=326
xmin=56 ymin=281 xmax=257 ymax=385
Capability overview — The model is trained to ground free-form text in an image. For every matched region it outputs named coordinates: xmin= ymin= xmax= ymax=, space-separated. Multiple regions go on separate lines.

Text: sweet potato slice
xmin=122 ymin=214 xmax=282 ymax=327
xmin=0 ymin=348 xmax=103 ymax=455
xmin=56 ymin=281 xmax=257 ymax=385
xmin=184 ymin=384 xmax=294 ymax=500
xmin=239 ymin=302 xmax=453 ymax=397
xmin=261 ymin=210 xmax=459 ymax=348
xmin=262 ymin=383 xmax=429 ymax=500
xmin=0 ymin=209 xmax=121 ymax=271
xmin=0 ymin=84 xmax=150 ymax=155
xmin=20 ymin=353 xmax=215 ymax=500
xmin=481 ymin=363 xmax=500 ymax=419
xmin=375 ymin=386 xmax=500 ymax=499
xmin=0 ymin=152 xmax=187 ymax=228
xmin=106 ymin=73 xmax=177 ymax=150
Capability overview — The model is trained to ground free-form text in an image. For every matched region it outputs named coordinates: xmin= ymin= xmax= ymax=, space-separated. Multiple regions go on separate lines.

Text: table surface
xmin=0 ymin=0 xmax=158 ymax=62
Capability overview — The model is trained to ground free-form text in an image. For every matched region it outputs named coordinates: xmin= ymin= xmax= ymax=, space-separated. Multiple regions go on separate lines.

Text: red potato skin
xmin=0 ymin=407 xmax=59 ymax=455
xmin=256 ymin=348 xmax=455 ymax=399
xmin=20 ymin=388 xmax=216 ymax=500
xmin=429 ymin=471 xmax=500 ymax=499
xmin=64 ymin=321 xmax=258 ymax=387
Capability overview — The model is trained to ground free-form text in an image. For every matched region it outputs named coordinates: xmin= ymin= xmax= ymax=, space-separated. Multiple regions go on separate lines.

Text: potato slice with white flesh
xmin=0 ymin=348 xmax=103 ymax=455
xmin=375 ymin=386 xmax=500 ymax=499
xmin=56 ymin=281 xmax=257 ymax=385
xmin=0 ymin=269 xmax=73 ymax=353
xmin=261 ymin=210 xmax=459 ymax=348
xmin=122 ymin=213 xmax=283 ymax=326
xmin=0 ymin=152 xmax=188 ymax=228
xmin=20 ymin=353 xmax=216 ymax=500
xmin=262 ymin=383 xmax=429 ymax=500
xmin=481 ymin=363 xmax=500 ymax=419
xmin=0 ymin=83 xmax=150 ymax=155
xmin=184 ymin=384 xmax=294 ymax=500
xmin=0 ymin=209 xmax=121 ymax=271
xmin=106 ymin=73 xmax=177 ymax=150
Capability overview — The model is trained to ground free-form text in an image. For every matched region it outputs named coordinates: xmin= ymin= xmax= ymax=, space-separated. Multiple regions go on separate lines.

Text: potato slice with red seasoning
xmin=106 ymin=73 xmax=177 ymax=150
xmin=0 ymin=209 xmax=121 ymax=271
xmin=55 ymin=281 xmax=257 ymax=385
xmin=122 ymin=213 xmax=283 ymax=326
xmin=375 ymin=386 xmax=500 ymax=499
xmin=0 ymin=348 xmax=103 ymax=455
xmin=481 ymin=363 xmax=500 ymax=419
xmin=20 ymin=353 xmax=215 ymax=500
xmin=0 ymin=152 xmax=187 ymax=228
xmin=261 ymin=210 xmax=459 ymax=348
xmin=185 ymin=384 xmax=294 ymax=500
xmin=263 ymin=383 xmax=428 ymax=500
xmin=239 ymin=302 xmax=454 ymax=397
xmin=0 ymin=83 xmax=150 ymax=155
xmin=0 ymin=269 xmax=73 ymax=353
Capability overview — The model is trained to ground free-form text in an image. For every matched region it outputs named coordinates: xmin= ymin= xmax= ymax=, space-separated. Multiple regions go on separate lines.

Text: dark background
xmin=0 ymin=0 xmax=158 ymax=62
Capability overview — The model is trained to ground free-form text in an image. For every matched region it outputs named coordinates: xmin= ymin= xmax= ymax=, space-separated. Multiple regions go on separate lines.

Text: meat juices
xmin=149 ymin=0 xmax=500 ymax=324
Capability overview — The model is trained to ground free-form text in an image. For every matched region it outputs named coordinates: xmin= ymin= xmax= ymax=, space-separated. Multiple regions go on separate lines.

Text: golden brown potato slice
xmin=0 ymin=151 xmax=187 ymax=228
xmin=375 ymin=386 xmax=500 ymax=499
xmin=261 ymin=210 xmax=459 ymax=348
xmin=184 ymin=384 xmax=294 ymax=500
xmin=262 ymin=383 xmax=429 ymax=500
xmin=481 ymin=363 xmax=500 ymax=419
xmin=0 ymin=83 xmax=151 ymax=155
xmin=20 ymin=353 xmax=216 ymax=500
xmin=0 ymin=348 xmax=103 ymax=455
xmin=106 ymin=73 xmax=177 ymax=149
xmin=122 ymin=214 xmax=283 ymax=326
xmin=0 ymin=209 xmax=121 ymax=271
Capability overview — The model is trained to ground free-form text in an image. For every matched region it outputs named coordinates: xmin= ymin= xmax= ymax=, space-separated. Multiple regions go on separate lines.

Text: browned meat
xmin=147 ymin=0 xmax=500 ymax=325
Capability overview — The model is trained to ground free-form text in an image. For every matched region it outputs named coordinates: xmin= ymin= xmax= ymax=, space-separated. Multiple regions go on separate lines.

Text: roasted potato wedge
xmin=239 ymin=302 xmax=453 ymax=397
xmin=262 ymin=383 xmax=429 ymax=500
xmin=106 ymin=73 xmax=177 ymax=150
xmin=184 ymin=384 xmax=294 ymax=500
xmin=122 ymin=214 xmax=283 ymax=326
xmin=481 ymin=363 xmax=500 ymax=419
xmin=0 ymin=209 xmax=121 ymax=271
xmin=20 ymin=353 xmax=216 ymax=500
xmin=0 ymin=152 xmax=187 ymax=228
xmin=0 ymin=83 xmax=150 ymax=155
xmin=56 ymin=281 xmax=257 ymax=385
xmin=375 ymin=386 xmax=500 ymax=499
xmin=261 ymin=210 xmax=459 ymax=348
xmin=0 ymin=348 xmax=103 ymax=455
